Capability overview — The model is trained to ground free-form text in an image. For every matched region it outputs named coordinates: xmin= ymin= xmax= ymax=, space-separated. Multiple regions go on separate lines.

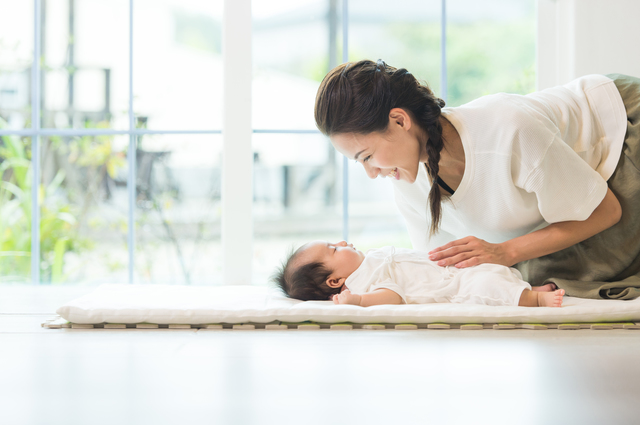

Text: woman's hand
xmin=428 ymin=236 xmax=514 ymax=268
xmin=332 ymin=289 xmax=362 ymax=306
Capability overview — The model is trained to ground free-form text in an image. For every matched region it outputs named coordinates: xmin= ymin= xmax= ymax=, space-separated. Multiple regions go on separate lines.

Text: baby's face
xmin=301 ymin=240 xmax=365 ymax=284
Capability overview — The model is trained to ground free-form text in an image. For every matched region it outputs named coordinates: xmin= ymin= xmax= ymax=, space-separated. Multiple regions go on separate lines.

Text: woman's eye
xmin=363 ymin=155 xmax=371 ymax=162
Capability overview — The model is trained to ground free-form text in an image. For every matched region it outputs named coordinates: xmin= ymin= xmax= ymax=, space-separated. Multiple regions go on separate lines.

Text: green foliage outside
xmin=300 ymin=19 xmax=536 ymax=106
xmin=0 ymin=131 xmax=33 ymax=282
xmin=0 ymin=119 xmax=126 ymax=283
xmin=382 ymin=19 xmax=536 ymax=105
xmin=444 ymin=20 xmax=536 ymax=105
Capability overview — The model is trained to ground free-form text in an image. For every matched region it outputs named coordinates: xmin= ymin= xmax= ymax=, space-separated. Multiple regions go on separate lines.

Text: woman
xmin=314 ymin=59 xmax=640 ymax=299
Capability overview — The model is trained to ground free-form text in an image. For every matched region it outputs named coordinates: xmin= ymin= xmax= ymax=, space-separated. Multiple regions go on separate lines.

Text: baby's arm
xmin=332 ymin=289 xmax=403 ymax=307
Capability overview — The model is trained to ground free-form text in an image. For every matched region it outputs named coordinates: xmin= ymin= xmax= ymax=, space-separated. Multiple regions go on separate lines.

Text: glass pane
xmin=0 ymin=135 xmax=32 ymax=283
xmin=252 ymin=0 xmax=331 ymax=131
xmin=349 ymin=0 xmax=442 ymax=98
xmin=135 ymin=134 xmax=222 ymax=285
xmin=253 ymin=133 xmax=342 ymax=285
xmin=42 ymin=0 xmax=130 ymax=130
xmin=39 ymin=135 xmax=129 ymax=284
xmin=134 ymin=0 xmax=223 ymax=131
xmin=447 ymin=0 xmax=536 ymax=106
xmin=347 ymin=161 xmax=412 ymax=252
xmin=0 ymin=1 xmax=33 ymax=130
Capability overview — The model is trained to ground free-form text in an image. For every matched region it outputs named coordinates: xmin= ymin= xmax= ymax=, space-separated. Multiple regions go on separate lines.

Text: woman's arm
xmin=333 ymin=289 xmax=404 ymax=306
xmin=429 ymin=188 xmax=622 ymax=268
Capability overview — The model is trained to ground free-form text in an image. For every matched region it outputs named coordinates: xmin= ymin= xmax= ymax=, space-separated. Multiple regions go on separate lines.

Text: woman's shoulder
xmin=447 ymin=92 xmax=552 ymax=133
xmin=445 ymin=94 xmax=554 ymax=155
xmin=448 ymin=92 xmax=546 ymax=121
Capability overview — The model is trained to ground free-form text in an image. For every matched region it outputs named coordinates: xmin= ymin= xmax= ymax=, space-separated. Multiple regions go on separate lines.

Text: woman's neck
xmin=438 ymin=116 xmax=465 ymax=176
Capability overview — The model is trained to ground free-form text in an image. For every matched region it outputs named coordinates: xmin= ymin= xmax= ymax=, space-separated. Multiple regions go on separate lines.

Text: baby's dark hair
xmin=272 ymin=245 xmax=342 ymax=301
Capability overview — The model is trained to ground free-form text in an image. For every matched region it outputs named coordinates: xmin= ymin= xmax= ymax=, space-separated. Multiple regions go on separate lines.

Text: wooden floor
xmin=2 ymin=285 xmax=640 ymax=425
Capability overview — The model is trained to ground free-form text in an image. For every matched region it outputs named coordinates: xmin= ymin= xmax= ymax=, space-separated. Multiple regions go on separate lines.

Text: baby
xmin=273 ymin=240 xmax=565 ymax=307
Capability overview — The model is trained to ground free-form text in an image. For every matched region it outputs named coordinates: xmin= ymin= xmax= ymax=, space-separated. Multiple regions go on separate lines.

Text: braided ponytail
xmin=315 ymin=59 xmax=447 ymax=236
xmin=424 ymin=121 xmax=444 ymax=235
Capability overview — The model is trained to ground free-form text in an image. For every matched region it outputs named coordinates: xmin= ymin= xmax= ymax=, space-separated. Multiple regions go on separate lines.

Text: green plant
xmin=0 ymin=131 xmax=32 ymax=281
xmin=0 ymin=119 xmax=125 ymax=283
xmin=0 ymin=130 xmax=79 ymax=282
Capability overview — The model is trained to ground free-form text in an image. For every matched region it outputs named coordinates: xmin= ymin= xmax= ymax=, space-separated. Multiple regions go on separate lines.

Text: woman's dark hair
xmin=314 ymin=59 xmax=446 ymax=235
xmin=272 ymin=246 xmax=342 ymax=301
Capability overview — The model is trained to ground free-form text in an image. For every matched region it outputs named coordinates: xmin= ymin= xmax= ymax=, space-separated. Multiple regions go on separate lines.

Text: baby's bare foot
xmin=538 ymin=289 xmax=565 ymax=307
xmin=532 ymin=283 xmax=557 ymax=292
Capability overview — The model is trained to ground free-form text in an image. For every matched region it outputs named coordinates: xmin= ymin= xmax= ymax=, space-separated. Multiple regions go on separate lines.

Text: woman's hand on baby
xmin=428 ymin=236 xmax=513 ymax=268
xmin=332 ymin=289 xmax=362 ymax=306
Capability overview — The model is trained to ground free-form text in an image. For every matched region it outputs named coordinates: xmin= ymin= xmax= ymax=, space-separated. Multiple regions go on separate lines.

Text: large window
xmin=0 ymin=0 xmax=535 ymax=285
xmin=1 ymin=0 xmax=224 ymax=285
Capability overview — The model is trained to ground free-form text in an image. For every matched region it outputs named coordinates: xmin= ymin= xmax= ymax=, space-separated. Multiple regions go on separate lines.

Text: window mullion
xmin=441 ymin=0 xmax=447 ymax=103
xmin=31 ymin=0 xmax=42 ymax=285
xmin=342 ymin=0 xmax=349 ymax=242
xmin=128 ymin=0 xmax=135 ymax=284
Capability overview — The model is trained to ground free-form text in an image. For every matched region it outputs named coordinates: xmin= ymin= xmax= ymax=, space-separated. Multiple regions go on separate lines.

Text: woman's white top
xmin=345 ymin=247 xmax=530 ymax=306
xmin=392 ymin=74 xmax=627 ymax=251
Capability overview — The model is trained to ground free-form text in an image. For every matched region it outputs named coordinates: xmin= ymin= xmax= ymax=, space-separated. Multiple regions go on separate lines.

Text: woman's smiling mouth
xmin=388 ymin=168 xmax=399 ymax=180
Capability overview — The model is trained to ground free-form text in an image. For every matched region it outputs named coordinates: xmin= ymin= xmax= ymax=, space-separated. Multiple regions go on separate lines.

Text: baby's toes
xmin=554 ymin=290 xmax=564 ymax=307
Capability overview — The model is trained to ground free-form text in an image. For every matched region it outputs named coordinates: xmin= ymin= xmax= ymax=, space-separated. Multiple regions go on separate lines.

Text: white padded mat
xmin=55 ymin=284 xmax=640 ymax=325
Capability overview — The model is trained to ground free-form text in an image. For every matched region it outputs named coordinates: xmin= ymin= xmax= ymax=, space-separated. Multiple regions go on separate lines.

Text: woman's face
xmin=330 ymin=110 xmax=424 ymax=183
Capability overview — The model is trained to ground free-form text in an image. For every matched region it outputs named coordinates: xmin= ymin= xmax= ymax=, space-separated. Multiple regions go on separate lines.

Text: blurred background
xmin=0 ymin=0 xmax=536 ymax=286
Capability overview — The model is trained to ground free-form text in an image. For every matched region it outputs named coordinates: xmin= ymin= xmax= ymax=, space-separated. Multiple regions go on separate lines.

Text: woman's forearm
xmin=503 ymin=188 xmax=622 ymax=264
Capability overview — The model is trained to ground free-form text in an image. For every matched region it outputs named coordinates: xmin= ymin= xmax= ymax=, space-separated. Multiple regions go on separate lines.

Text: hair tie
xmin=375 ymin=59 xmax=386 ymax=73
xmin=340 ymin=63 xmax=352 ymax=77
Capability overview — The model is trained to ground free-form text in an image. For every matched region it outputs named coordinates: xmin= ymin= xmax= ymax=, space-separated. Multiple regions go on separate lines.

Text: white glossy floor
xmin=2 ymin=285 xmax=640 ymax=425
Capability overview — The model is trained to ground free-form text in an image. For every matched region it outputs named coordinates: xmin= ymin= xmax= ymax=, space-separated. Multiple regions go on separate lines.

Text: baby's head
xmin=273 ymin=240 xmax=365 ymax=301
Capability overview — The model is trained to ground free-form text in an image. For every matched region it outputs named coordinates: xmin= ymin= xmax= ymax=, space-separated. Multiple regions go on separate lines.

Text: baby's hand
xmin=332 ymin=289 xmax=361 ymax=306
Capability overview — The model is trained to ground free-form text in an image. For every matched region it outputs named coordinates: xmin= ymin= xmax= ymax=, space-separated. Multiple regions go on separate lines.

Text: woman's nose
xmin=364 ymin=162 xmax=380 ymax=179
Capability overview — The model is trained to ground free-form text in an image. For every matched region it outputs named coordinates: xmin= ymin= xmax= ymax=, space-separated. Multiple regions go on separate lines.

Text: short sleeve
xmin=369 ymin=280 xmax=407 ymax=304
xmin=521 ymin=132 xmax=608 ymax=223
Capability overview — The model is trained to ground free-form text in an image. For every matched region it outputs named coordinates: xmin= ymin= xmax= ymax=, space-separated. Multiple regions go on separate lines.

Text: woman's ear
xmin=389 ymin=108 xmax=412 ymax=131
xmin=326 ymin=276 xmax=344 ymax=288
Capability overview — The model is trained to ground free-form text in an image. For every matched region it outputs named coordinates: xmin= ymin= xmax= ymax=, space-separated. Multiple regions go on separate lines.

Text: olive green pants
xmin=515 ymin=74 xmax=640 ymax=299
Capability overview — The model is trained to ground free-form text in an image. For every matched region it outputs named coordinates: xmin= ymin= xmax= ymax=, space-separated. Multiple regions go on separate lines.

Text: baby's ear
xmin=326 ymin=276 xmax=344 ymax=288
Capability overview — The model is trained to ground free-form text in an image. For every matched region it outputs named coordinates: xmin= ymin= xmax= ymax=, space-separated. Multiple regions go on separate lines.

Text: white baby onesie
xmin=344 ymin=247 xmax=531 ymax=306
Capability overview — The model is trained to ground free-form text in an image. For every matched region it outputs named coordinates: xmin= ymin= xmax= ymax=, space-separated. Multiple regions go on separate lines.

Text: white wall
xmin=537 ymin=0 xmax=640 ymax=89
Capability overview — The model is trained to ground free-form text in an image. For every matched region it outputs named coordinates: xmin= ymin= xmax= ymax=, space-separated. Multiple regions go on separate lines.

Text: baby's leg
xmin=518 ymin=288 xmax=565 ymax=307
xmin=531 ymin=283 xmax=557 ymax=292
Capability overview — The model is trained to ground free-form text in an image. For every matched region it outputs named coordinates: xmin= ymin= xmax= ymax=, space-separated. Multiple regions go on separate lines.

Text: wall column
xmin=222 ymin=0 xmax=253 ymax=285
